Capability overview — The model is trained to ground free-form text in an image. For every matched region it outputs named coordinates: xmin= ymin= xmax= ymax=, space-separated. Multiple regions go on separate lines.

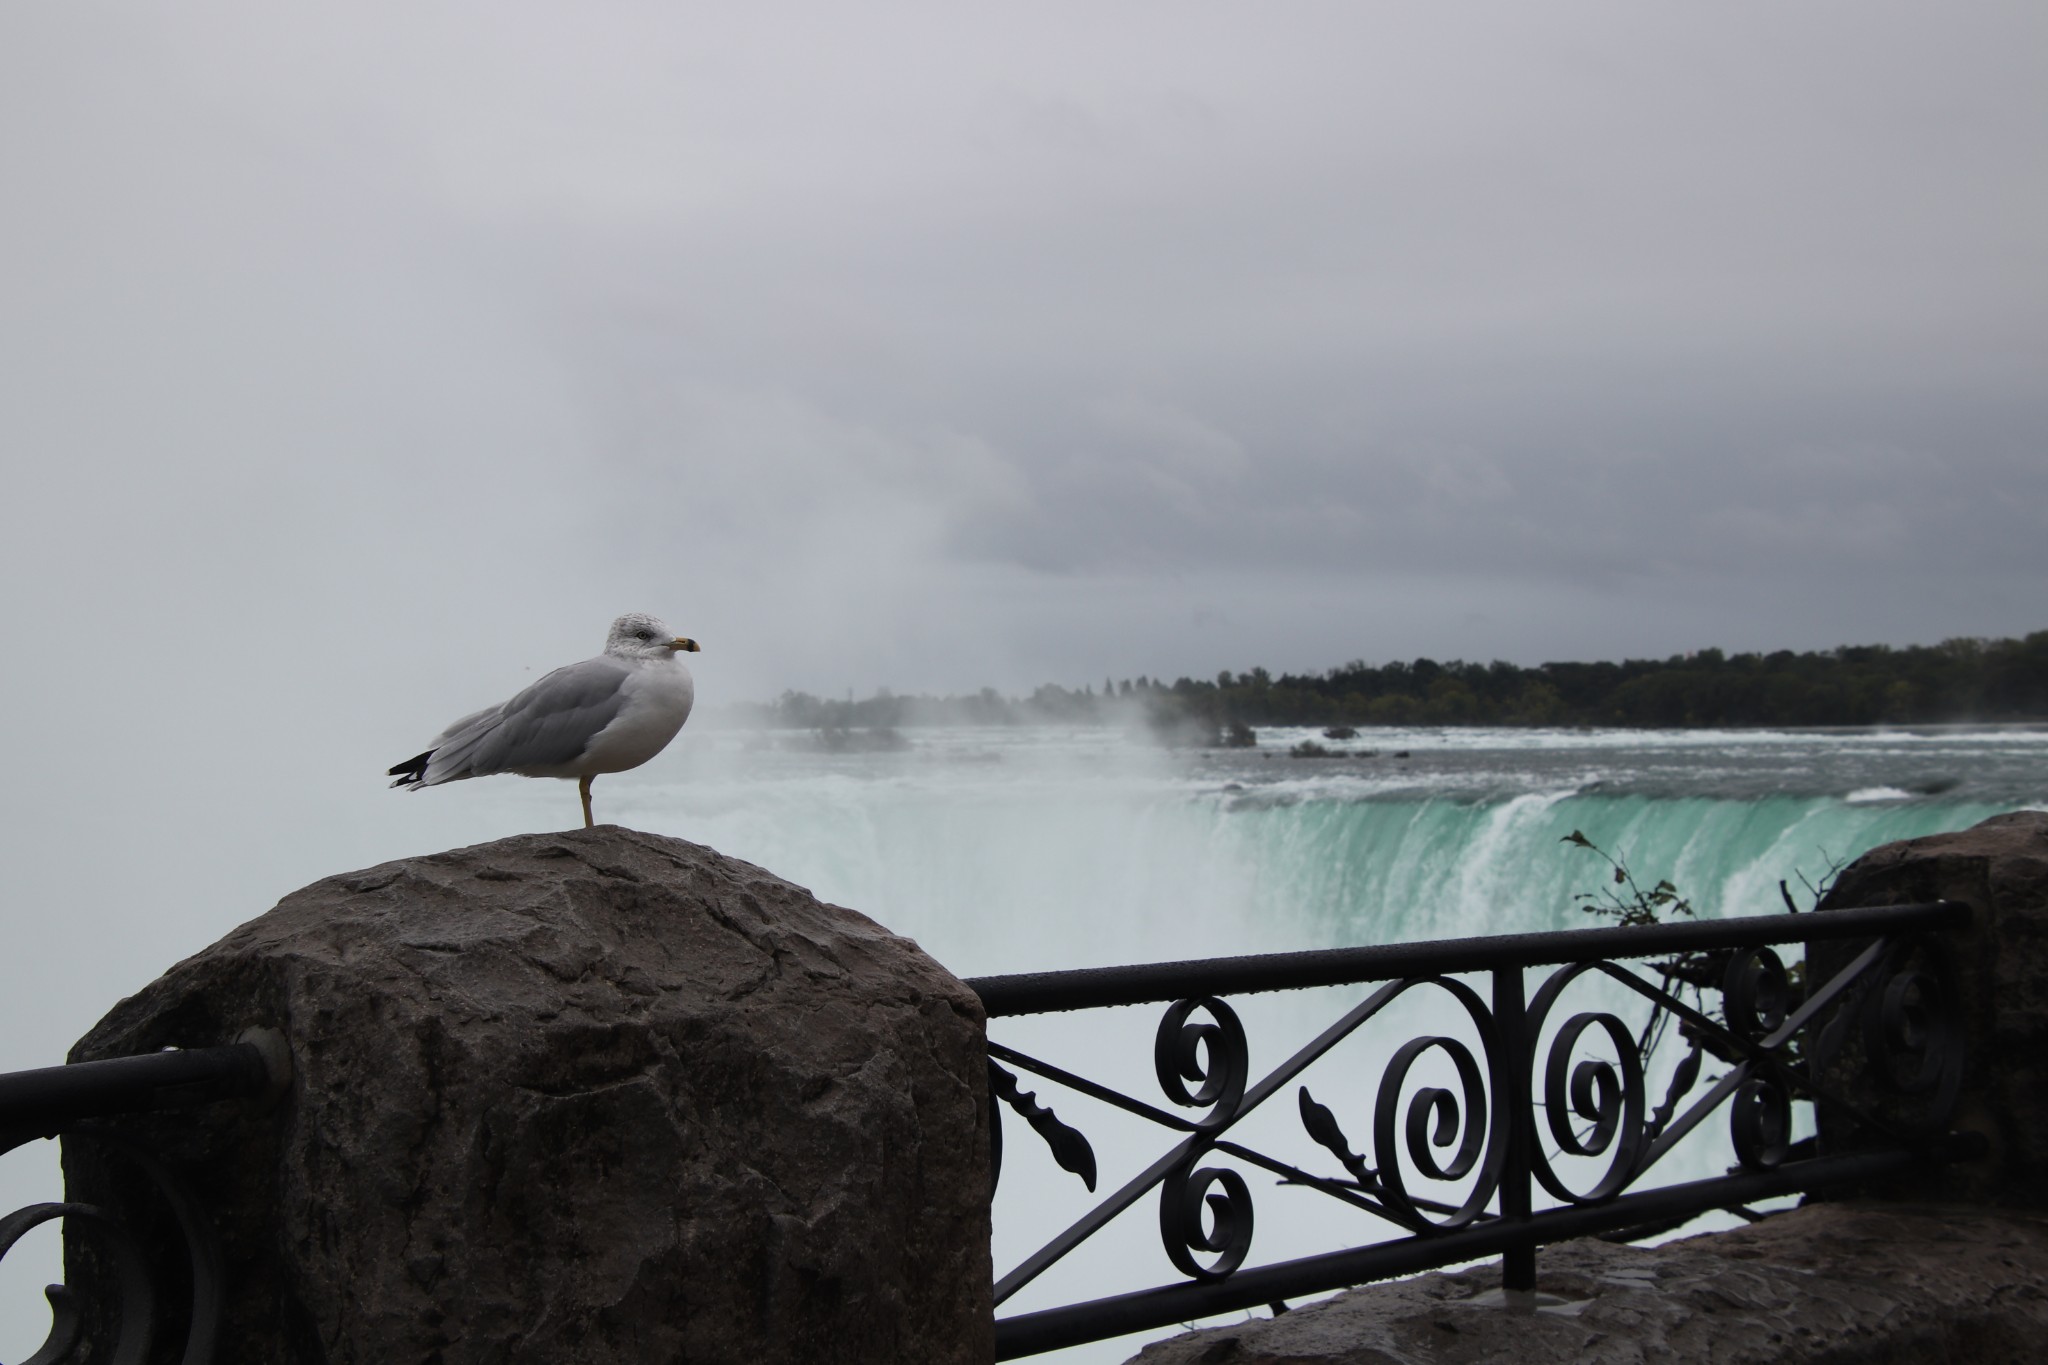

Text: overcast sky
xmin=0 ymin=4 xmax=2043 ymax=1082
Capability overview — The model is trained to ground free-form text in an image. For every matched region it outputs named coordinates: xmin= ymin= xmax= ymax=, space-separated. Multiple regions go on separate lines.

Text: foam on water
xmin=620 ymin=724 xmax=2038 ymax=977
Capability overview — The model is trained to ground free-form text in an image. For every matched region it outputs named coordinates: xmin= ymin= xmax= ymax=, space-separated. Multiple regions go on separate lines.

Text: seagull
xmin=389 ymin=613 xmax=701 ymax=829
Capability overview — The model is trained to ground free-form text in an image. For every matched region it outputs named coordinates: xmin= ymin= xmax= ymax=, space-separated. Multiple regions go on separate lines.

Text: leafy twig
xmin=1561 ymin=830 xmax=1696 ymax=928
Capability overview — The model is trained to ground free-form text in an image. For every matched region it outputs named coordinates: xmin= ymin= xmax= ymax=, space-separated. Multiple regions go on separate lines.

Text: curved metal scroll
xmin=1521 ymin=962 xmax=1652 ymax=1205
xmin=1153 ymin=997 xmax=1256 ymax=1274
xmin=1723 ymin=946 xmax=1793 ymax=1040
xmin=1158 ymin=1158 xmax=1253 ymax=1280
xmin=0 ymin=1198 xmax=155 ymax=1365
xmin=0 ymin=1134 xmax=226 ymax=1365
xmin=1731 ymin=1075 xmax=1793 ymax=1169
xmin=1856 ymin=936 xmax=1965 ymax=1134
xmin=1291 ymin=976 xmax=1506 ymax=1231
xmin=1805 ymin=932 xmax=1966 ymax=1152
xmin=1536 ymin=1009 xmax=1648 ymax=1199
xmin=1153 ymin=997 xmax=1248 ymax=1130
xmin=1370 ymin=977 xmax=1504 ymax=1229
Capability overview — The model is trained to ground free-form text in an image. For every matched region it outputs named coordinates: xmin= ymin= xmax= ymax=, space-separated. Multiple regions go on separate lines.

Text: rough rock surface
xmin=1126 ymin=1203 xmax=2048 ymax=1365
xmin=66 ymin=827 xmax=992 ymax=1364
xmin=1812 ymin=809 xmax=2048 ymax=1208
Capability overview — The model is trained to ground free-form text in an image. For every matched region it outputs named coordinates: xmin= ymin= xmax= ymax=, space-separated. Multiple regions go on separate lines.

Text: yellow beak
xmin=671 ymin=637 xmax=702 ymax=653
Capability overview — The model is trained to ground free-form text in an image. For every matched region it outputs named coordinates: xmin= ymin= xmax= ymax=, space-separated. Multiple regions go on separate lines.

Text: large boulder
xmin=1812 ymin=809 xmax=2048 ymax=1208
xmin=65 ymin=827 xmax=992 ymax=1364
xmin=1125 ymin=1203 xmax=2048 ymax=1365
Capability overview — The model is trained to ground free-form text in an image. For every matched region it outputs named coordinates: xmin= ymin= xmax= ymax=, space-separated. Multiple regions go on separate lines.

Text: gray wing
xmin=424 ymin=656 xmax=633 ymax=782
xmin=430 ymin=704 xmax=502 ymax=745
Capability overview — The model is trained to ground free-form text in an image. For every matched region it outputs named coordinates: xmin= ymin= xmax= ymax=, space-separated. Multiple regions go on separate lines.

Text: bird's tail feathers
xmin=388 ymin=750 xmax=434 ymax=789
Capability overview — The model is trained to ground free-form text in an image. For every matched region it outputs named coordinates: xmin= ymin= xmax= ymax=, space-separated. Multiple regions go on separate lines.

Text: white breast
xmin=577 ymin=659 xmax=695 ymax=776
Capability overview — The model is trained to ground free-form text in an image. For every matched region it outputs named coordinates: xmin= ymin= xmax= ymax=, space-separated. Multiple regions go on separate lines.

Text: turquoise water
xmin=605 ymin=722 xmax=2044 ymax=976
xmin=1230 ymin=789 xmax=2019 ymax=944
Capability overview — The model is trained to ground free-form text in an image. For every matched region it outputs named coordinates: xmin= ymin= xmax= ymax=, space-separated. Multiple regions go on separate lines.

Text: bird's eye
xmin=635 ymin=629 xmax=654 ymax=640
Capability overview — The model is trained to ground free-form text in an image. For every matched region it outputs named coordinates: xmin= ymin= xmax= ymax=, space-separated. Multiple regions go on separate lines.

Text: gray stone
xmin=1126 ymin=1203 xmax=2048 ymax=1365
xmin=1812 ymin=809 xmax=2048 ymax=1208
xmin=65 ymin=826 xmax=993 ymax=1364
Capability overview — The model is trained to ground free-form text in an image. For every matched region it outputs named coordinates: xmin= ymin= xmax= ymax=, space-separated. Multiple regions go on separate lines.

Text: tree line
xmin=730 ymin=631 xmax=2048 ymax=732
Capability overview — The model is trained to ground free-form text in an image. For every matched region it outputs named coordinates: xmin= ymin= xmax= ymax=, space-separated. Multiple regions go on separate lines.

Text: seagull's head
xmin=605 ymin=612 xmax=702 ymax=660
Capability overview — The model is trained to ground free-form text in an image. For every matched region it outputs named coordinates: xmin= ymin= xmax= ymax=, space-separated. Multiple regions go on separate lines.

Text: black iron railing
xmin=967 ymin=903 xmax=1972 ymax=1361
xmin=0 ymin=1036 xmax=283 ymax=1365
xmin=0 ymin=907 xmax=1976 ymax=1364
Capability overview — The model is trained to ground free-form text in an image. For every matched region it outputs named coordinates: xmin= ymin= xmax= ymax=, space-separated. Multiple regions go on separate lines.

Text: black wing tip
xmin=388 ymin=750 xmax=434 ymax=788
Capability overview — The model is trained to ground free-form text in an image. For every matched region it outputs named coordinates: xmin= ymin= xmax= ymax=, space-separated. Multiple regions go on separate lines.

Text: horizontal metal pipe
xmin=994 ymin=1148 xmax=1919 ymax=1359
xmin=0 ymin=1044 xmax=272 ymax=1141
xmin=969 ymin=901 xmax=1966 ymax=1016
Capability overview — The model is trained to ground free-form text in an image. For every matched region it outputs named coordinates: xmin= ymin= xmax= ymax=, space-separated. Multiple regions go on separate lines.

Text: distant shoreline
xmin=701 ymin=714 xmax=2048 ymax=737
xmin=717 ymin=631 xmax=2048 ymax=733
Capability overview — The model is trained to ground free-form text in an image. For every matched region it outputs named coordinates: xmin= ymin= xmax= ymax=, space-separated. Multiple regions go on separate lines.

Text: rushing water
xmin=602 ymin=722 xmax=2047 ymax=975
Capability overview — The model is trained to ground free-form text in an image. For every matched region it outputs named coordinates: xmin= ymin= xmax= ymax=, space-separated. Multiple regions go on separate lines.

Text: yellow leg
xmin=579 ymin=775 xmax=595 ymax=829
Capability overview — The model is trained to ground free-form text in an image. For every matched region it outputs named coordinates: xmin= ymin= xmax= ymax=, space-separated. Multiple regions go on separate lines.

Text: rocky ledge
xmin=1128 ymin=1203 xmax=2048 ymax=1365
xmin=67 ymin=826 xmax=992 ymax=1365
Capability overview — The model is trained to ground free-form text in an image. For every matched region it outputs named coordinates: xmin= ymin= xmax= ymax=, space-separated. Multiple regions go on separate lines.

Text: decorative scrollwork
xmin=1154 ymin=997 xmax=1248 ymax=1130
xmin=1540 ymin=1011 xmax=1647 ymax=1201
xmin=1856 ymin=940 xmax=1964 ymax=1133
xmin=1526 ymin=964 xmax=1652 ymax=1204
xmin=1730 ymin=1074 xmax=1792 ymax=1169
xmin=1 ymin=1133 xmax=227 ymax=1365
xmin=1644 ymin=1042 xmax=1703 ymax=1142
xmin=1722 ymin=946 xmax=1793 ymax=1040
xmin=1866 ymin=965 xmax=1950 ymax=1095
xmin=1158 ymin=1158 xmax=1254 ymax=1281
xmin=988 ymin=1062 xmax=1098 ymax=1193
xmin=0 ymin=1193 xmax=156 ymax=1365
xmin=1368 ymin=978 xmax=1501 ymax=1229
xmin=1298 ymin=1086 xmax=1373 ymax=1186
xmin=981 ymin=902 xmax=1971 ymax=1359
xmin=1382 ymin=1037 xmax=1485 ymax=1183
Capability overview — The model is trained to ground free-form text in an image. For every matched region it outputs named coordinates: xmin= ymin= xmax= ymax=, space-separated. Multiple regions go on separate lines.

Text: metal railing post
xmin=1492 ymin=964 xmax=1535 ymax=1295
